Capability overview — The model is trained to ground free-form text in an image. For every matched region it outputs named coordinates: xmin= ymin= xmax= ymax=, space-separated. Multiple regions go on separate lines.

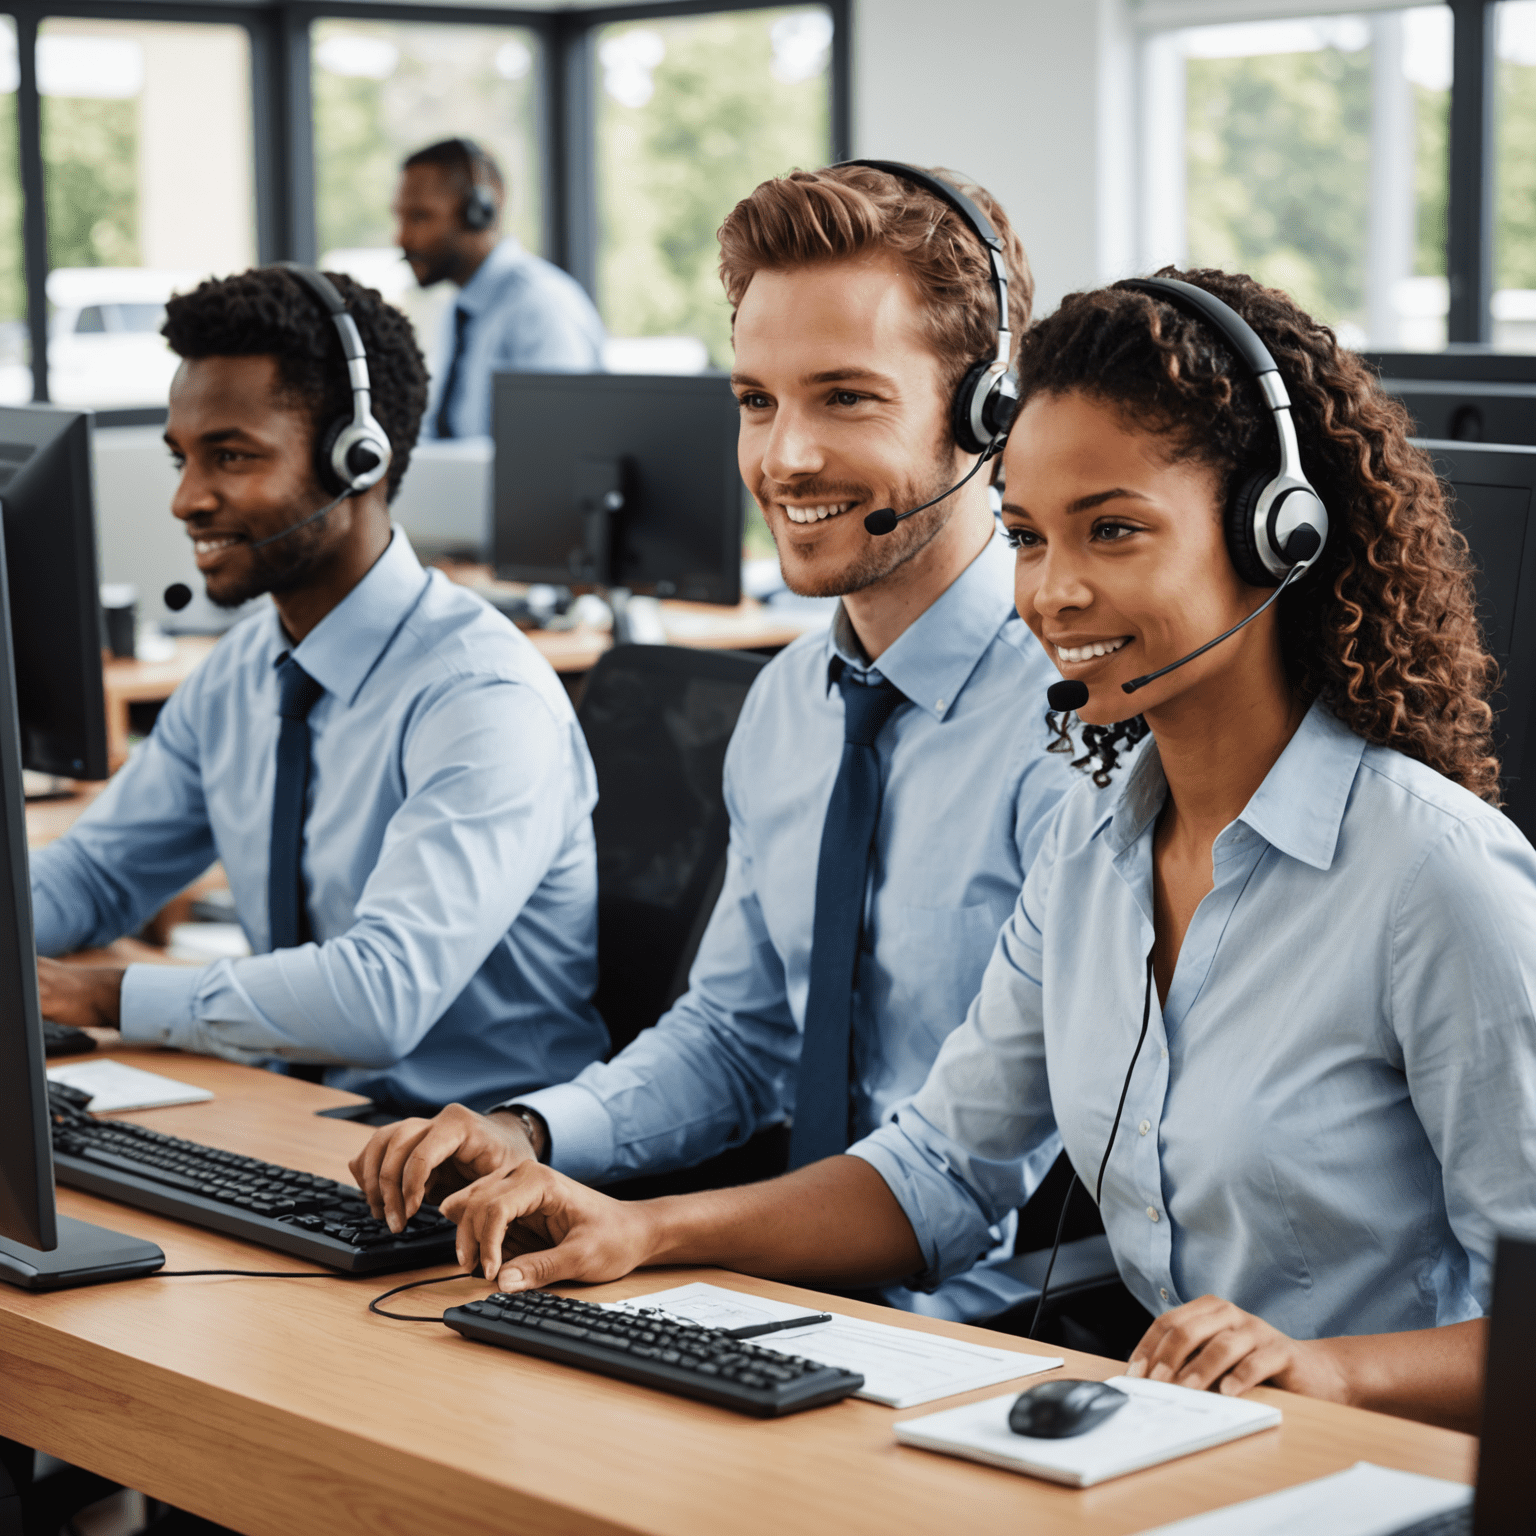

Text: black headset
xmin=838 ymin=161 xmax=1020 ymax=457
xmin=451 ymin=137 xmax=498 ymax=232
xmin=278 ymin=263 xmax=393 ymax=498
xmin=1120 ymin=277 xmax=1329 ymax=587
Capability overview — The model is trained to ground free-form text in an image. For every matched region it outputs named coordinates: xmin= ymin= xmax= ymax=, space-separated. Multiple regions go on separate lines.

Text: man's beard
xmin=205 ymin=507 xmax=333 ymax=610
xmin=760 ymin=437 xmax=963 ymax=599
xmin=404 ymin=244 xmax=455 ymax=289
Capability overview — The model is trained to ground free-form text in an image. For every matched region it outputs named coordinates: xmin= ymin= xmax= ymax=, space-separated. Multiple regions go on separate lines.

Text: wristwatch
xmin=493 ymin=1102 xmax=549 ymax=1163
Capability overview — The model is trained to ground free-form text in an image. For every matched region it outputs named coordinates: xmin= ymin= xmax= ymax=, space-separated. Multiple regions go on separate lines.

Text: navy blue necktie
xmin=434 ymin=305 xmax=471 ymax=439
xmin=788 ymin=667 xmax=909 ymax=1170
xmin=268 ymin=655 xmax=325 ymax=951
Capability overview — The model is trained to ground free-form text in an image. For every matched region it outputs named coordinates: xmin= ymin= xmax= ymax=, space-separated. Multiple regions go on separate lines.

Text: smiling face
xmin=392 ymin=164 xmax=487 ymax=288
xmin=166 ymin=355 xmax=344 ymax=610
xmin=731 ymin=254 xmax=966 ymax=598
xmin=1002 ymin=389 xmax=1276 ymax=725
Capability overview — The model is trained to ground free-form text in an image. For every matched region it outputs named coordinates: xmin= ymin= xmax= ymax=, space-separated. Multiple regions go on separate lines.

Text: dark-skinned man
xmin=33 ymin=267 xmax=607 ymax=1116
xmin=393 ymin=137 xmax=605 ymax=439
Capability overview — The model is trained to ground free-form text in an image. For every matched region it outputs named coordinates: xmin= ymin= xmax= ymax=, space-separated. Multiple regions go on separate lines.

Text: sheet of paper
xmin=604 ymin=1280 xmax=1062 ymax=1409
xmin=1135 ymin=1461 xmax=1473 ymax=1535
xmin=46 ymin=1058 xmax=213 ymax=1113
xmin=893 ymin=1376 xmax=1281 ymax=1488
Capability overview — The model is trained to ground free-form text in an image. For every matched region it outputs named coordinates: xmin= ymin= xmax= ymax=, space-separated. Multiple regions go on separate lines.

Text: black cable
xmin=1025 ymin=952 xmax=1156 ymax=1341
xmin=156 ymin=1269 xmax=337 ymax=1278
xmin=368 ymin=1270 xmax=481 ymax=1321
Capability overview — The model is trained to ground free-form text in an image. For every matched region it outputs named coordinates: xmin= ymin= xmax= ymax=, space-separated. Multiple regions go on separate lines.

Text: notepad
xmin=603 ymin=1280 xmax=1062 ymax=1409
xmin=46 ymin=1058 xmax=214 ymax=1113
xmin=1133 ymin=1461 xmax=1473 ymax=1535
xmin=893 ymin=1375 xmax=1281 ymax=1487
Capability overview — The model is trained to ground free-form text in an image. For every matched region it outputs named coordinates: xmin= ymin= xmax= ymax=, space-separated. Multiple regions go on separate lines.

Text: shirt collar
xmin=823 ymin=533 xmax=1019 ymax=721
xmin=275 ymin=527 xmax=429 ymax=707
xmin=456 ymin=237 xmax=524 ymax=316
xmin=1103 ymin=697 xmax=1366 ymax=871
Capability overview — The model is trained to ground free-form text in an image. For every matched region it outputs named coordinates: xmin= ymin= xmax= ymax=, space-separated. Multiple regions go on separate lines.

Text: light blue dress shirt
xmin=31 ymin=528 xmax=608 ymax=1113
xmin=520 ymin=536 xmax=1076 ymax=1320
xmin=854 ymin=701 xmax=1536 ymax=1337
xmin=426 ymin=237 xmax=606 ymax=439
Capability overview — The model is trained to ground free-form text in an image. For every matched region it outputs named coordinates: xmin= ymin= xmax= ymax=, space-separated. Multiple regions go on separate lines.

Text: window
xmin=0 ymin=20 xmax=26 ymax=405
xmin=1142 ymin=8 xmax=1452 ymax=349
xmin=311 ymin=18 xmax=544 ymax=362
xmin=594 ymin=5 xmax=834 ymax=372
xmin=1495 ymin=2 xmax=1536 ymax=349
xmin=37 ymin=18 xmax=256 ymax=409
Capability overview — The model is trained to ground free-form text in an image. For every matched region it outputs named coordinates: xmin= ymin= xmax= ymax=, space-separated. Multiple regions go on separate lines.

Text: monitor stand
xmin=0 ymin=1215 xmax=164 ymax=1291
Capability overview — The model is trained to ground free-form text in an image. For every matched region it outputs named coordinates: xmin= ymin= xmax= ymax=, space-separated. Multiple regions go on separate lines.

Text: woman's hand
xmin=441 ymin=1162 xmax=659 ymax=1289
xmin=1126 ymin=1294 xmax=1349 ymax=1402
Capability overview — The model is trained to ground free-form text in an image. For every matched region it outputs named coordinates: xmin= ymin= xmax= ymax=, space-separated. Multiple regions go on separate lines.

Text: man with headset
xmin=394 ymin=138 xmax=605 ymax=439
xmin=353 ymin=163 xmax=1077 ymax=1323
xmin=30 ymin=266 xmax=608 ymax=1116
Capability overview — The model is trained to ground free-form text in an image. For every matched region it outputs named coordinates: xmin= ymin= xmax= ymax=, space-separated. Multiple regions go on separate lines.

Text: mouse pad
xmin=893 ymin=1375 xmax=1281 ymax=1487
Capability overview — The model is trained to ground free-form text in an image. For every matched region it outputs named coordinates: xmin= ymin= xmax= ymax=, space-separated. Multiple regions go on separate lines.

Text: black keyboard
xmin=443 ymin=1289 xmax=864 ymax=1417
xmin=47 ymin=1082 xmax=457 ymax=1274
xmin=1387 ymin=1507 xmax=1473 ymax=1536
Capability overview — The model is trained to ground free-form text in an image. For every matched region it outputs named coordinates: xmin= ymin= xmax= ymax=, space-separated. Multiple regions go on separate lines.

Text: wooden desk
xmin=0 ymin=1053 xmax=1474 ymax=1536
xmin=103 ymin=638 xmax=218 ymax=771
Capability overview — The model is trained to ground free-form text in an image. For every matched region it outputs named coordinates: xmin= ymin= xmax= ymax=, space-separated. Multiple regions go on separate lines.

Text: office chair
xmin=577 ymin=644 xmax=767 ymax=1059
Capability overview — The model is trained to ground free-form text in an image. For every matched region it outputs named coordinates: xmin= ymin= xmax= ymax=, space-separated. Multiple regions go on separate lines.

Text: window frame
xmin=1131 ymin=0 xmax=1504 ymax=345
xmin=0 ymin=0 xmax=851 ymax=424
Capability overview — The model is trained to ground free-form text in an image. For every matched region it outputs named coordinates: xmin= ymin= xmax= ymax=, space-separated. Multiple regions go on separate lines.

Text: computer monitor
xmin=1369 ymin=351 xmax=1536 ymax=447
xmin=1417 ymin=439 xmax=1536 ymax=842
xmin=0 ymin=405 xmax=110 ymax=778
xmin=492 ymin=373 xmax=743 ymax=606
xmin=0 ymin=529 xmax=162 ymax=1289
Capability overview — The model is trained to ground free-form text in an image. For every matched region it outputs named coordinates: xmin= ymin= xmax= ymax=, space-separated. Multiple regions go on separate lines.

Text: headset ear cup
xmin=1226 ymin=471 xmax=1279 ymax=588
xmin=951 ymin=361 xmax=995 ymax=456
xmin=315 ymin=417 xmax=350 ymax=496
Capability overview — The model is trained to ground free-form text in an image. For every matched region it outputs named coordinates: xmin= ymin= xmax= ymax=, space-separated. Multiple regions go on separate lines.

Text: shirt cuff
xmin=119 ymin=962 xmax=203 ymax=1049
xmin=513 ymin=1081 xmax=617 ymax=1183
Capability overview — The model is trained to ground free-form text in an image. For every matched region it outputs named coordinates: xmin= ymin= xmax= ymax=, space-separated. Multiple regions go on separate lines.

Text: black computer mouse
xmin=1008 ymin=1378 xmax=1130 ymax=1438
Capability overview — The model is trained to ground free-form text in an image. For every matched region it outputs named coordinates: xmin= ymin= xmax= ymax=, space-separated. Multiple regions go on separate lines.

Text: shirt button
xmin=1146 ymin=1206 xmax=1159 ymax=1223
xmin=1160 ymin=1287 xmax=1169 ymax=1302
xmin=1160 ymin=1046 xmax=1168 ymax=1059
xmin=935 ymin=698 xmax=946 ymax=711
xmin=1138 ymin=1119 xmax=1151 ymax=1136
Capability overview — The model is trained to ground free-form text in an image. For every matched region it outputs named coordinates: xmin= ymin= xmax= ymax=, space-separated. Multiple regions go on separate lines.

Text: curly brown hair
xmin=1016 ymin=267 xmax=1500 ymax=801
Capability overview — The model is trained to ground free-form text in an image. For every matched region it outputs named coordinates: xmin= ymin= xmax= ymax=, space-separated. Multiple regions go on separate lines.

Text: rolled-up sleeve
xmin=850 ymin=806 xmax=1064 ymax=1289
xmin=120 ymin=677 xmax=577 ymax=1065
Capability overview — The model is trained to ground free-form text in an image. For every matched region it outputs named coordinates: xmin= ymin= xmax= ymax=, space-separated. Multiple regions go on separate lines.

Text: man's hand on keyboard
xmin=37 ymin=957 xmax=125 ymax=1027
xmin=351 ymin=1103 xmax=539 ymax=1234
xmin=440 ymin=1163 xmax=653 ymax=1290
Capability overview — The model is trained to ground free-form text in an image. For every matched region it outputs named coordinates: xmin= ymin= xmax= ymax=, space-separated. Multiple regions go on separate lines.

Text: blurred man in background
xmin=394 ymin=137 xmax=605 ymax=438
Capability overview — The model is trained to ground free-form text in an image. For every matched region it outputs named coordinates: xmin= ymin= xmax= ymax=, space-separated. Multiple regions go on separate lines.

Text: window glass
xmin=0 ymin=21 xmax=28 ymax=404
xmin=595 ymin=6 xmax=833 ymax=373
xmin=1495 ymin=2 xmax=1536 ymax=350
xmin=37 ymin=18 xmax=255 ymax=410
xmin=311 ymin=18 xmax=543 ymax=359
xmin=1143 ymin=8 xmax=1451 ymax=349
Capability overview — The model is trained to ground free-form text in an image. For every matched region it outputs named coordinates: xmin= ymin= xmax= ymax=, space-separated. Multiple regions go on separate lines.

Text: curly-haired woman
xmin=389 ymin=270 xmax=1536 ymax=1433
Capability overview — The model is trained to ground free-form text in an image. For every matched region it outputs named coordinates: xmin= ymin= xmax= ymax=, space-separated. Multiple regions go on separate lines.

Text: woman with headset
xmin=411 ymin=270 xmax=1536 ymax=1431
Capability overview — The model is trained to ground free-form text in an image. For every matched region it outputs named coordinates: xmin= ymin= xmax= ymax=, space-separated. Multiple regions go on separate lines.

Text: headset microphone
xmin=1046 ymin=679 xmax=1088 ymax=712
xmin=864 ymin=445 xmax=997 ymax=536
xmin=163 ymin=583 xmax=192 ymax=613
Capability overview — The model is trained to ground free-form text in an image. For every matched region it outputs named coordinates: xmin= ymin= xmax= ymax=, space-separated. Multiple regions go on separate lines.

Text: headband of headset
xmin=1119 ymin=276 xmax=1328 ymax=584
xmin=277 ymin=262 xmax=392 ymax=496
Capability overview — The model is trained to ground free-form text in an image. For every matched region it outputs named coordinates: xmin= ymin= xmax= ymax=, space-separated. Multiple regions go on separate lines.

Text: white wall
xmin=851 ymin=0 xmax=1136 ymax=318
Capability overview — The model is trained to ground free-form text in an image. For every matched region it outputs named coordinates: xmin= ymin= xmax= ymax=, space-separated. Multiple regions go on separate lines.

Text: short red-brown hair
xmin=717 ymin=163 xmax=1033 ymax=399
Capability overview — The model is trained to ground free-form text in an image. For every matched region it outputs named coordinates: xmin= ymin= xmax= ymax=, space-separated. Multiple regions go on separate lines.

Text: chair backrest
xmin=578 ymin=644 xmax=767 ymax=1056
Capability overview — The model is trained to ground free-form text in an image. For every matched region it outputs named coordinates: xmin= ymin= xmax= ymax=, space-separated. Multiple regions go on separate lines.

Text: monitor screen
xmin=0 ymin=406 xmax=109 ymax=779
xmin=1418 ymin=439 xmax=1536 ymax=841
xmin=492 ymin=373 xmax=743 ymax=605
xmin=0 ymin=526 xmax=59 ymax=1252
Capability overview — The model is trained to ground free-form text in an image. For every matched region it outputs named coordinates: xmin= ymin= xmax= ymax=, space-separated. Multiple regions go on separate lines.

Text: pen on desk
xmin=722 ymin=1312 xmax=834 ymax=1340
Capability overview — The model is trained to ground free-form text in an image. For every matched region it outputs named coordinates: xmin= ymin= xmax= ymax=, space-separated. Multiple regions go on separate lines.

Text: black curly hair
xmin=161 ymin=268 xmax=427 ymax=504
xmin=1017 ymin=266 xmax=1499 ymax=799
